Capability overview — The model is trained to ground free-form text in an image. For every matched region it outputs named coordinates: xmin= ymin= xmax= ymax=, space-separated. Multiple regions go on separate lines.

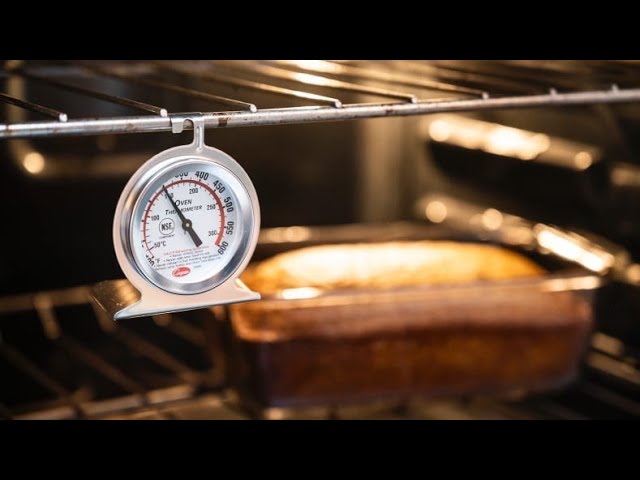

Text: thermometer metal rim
xmin=113 ymin=141 xmax=260 ymax=299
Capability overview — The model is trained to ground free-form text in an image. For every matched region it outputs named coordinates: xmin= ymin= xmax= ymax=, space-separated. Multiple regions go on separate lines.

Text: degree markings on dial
xmin=141 ymin=177 xmax=226 ymax=258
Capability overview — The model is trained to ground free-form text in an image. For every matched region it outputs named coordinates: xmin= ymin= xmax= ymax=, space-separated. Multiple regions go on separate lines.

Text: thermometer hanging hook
xmin=170 ymin=113 xmax=206 ymax=151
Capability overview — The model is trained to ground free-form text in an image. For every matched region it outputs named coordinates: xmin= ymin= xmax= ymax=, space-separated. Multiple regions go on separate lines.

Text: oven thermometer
xmin=109 ymin=116 xmax=260 ymax=320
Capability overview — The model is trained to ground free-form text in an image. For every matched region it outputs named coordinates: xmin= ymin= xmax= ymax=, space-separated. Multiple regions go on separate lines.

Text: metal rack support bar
xmin=155 ymin=61 xmax=344 ymax=108
xmin=77 ymin=63 xmax=258 ymax=113
xmin=3 ymin=87 xmax=640 ymax=139
xmin=269 ymin=60 xmax=486 ymax=96
xmin=213 ymin=61 xmax=418 ymax=103
xmin=0 ymin=91 xmax=68 ymax=122
xmin=14 ymin=70 xmax=169 ymax=117
xmin=0 ymin=342 xmax=85 ymax=417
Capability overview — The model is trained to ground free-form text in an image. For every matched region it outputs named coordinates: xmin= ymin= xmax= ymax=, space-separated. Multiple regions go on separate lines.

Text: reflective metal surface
xmin=109 ymin=117 xmax=260 ymax=320
xmin=3 ymin=61 xmax=640 ymax=139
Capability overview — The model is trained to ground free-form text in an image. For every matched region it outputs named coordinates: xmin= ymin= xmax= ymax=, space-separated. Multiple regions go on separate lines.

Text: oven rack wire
xmin=2 ymin=60 xmax=640 ymax=139
xmin=0 ymin=282 xmax=638 ymax=419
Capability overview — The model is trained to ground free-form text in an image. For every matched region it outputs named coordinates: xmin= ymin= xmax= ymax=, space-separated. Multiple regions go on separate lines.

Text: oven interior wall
xmin=354 ymin=104 xmax=640 ymax=349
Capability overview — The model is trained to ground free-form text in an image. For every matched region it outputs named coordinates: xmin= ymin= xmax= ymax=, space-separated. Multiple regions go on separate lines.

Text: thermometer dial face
xmin=126 ymin=158 xmax=254 ymax=295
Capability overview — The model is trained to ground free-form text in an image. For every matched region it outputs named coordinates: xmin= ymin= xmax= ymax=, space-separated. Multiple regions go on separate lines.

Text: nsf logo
xmin=159 ymin=218 xmax=175 ymax=235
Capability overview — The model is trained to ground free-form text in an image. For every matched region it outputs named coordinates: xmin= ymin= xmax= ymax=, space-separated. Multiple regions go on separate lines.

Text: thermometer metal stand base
xmin=90 ymin=277 xmax=260 ymax=321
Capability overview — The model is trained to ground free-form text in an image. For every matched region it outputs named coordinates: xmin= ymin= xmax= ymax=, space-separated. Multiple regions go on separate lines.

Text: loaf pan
xmin=223 ymin=223 xmax=599 ymax=409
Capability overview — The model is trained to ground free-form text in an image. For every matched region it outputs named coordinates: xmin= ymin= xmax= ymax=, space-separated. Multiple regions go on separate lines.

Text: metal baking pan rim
xmin=238 ymin=269 xmax=602 ymax=305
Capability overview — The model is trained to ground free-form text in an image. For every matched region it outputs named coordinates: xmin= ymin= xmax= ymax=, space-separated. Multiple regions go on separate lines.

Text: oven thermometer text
xmin=137 ymin=172 xmax=238 ymax=285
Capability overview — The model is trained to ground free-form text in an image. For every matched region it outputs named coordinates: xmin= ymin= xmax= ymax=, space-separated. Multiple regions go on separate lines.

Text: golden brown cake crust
xmin=241 ymin=241 xmax=545 ymax=293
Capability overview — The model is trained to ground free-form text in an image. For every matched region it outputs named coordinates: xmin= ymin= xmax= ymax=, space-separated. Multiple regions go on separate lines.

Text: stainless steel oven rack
xmin=1 ymin=282 xmax=638 ymax=419
xmin=0 ymin=285 xmax=239 ymax=419
xmin=2 ymin=60 xmax=640 ymax=139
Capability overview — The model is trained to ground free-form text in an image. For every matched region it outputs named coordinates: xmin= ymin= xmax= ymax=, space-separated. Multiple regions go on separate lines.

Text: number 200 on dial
xmin=128 ymin=159 xmax=253 ymax=295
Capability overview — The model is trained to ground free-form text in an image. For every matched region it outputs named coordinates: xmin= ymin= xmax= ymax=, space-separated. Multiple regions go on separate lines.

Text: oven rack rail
xmin=2 ymin=60 xmax=640 ymax=139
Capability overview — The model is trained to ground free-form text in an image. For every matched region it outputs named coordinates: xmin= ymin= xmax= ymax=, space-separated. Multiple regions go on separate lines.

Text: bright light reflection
xmin=280 ymin=287 xmax=323 ymax=300
xmin=536 ymin=228 xmax=613 ymax=273
xmin=425 ymin=201 xmax=447 ymax=223
xmin=426 ymin=116 xmax=551 ymax=160
xmin=23 ymin=152 xmax=45 ymax=174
